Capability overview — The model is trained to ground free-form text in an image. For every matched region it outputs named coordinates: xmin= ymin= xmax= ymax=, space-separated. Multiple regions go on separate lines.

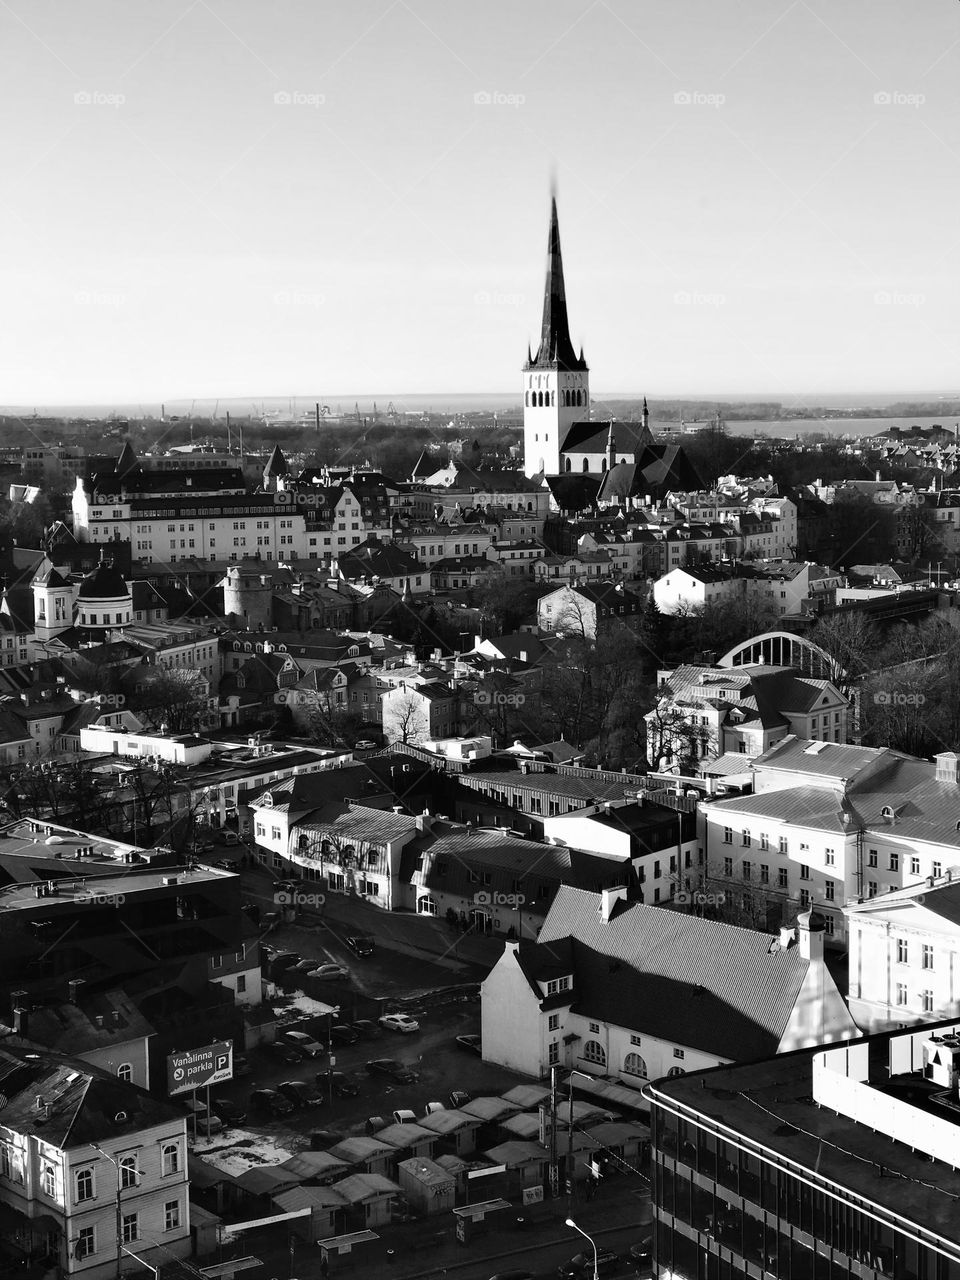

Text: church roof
xmin=76 ymin=561 xmax=130 ymax=602
xmin=525 ymin=196 xmax=588 ymax=374
xmin=116 ymin=440 xmax=140 ymax=479
xmin=264 ymin=444 xmax=288 ymax=477
xmin=560 ymin=420 xmax=654 ymax=456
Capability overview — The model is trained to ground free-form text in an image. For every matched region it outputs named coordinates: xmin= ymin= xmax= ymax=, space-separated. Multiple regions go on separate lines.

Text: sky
xmin=3 ymin=0 xmax=960 ymax=408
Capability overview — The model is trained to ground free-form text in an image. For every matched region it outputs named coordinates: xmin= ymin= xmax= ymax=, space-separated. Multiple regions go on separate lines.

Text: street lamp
xmin=565 ymin=1217 xmax=599 ymax=1280
xmin=90 ymin=1142 xmax=135 ymax=1280
xmin=566 ymin=1068 xmax=595 ymax=1205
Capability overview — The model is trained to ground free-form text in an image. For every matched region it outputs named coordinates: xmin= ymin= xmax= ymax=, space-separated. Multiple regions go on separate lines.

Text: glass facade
xmin=650 ymin=1102 xmax=960 ymax=1280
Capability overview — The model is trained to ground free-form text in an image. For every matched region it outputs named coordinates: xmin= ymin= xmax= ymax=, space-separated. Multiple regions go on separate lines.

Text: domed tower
xmin=221 ymin=566 xmax=273 ymax=630
xmin=75 ymin=559 xmax=133 ymax=633
xmin=32 ymin=560 xmax=76 ymax=644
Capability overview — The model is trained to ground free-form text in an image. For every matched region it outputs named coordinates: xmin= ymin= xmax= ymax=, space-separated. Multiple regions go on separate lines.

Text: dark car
xmin=278 ymin=1080 xmax=324 ymax=1109
xmin=455 ymin=1033 xmax=482 ymax=1056
xmin=309 ymin=1129 xmax=345 ymax=1150
xmin=351 ymin=1019 xmax=381 ymax=1039
xmin=345 ymin=934 xmax=375 ymax=957
xmin=558 ymin=1250 xmax=621 ymax=1278
xmin=366 ymin=1058 xmax=419 ymax=1084
xmin=249 ymin=1088 xmax=295 ymax=1117
xmin=266 ymin=1041 xmax=303 ymax=1065
xmin=330 ymin=1025 xmax=358 ymax=1046
xmin=448 ymin=1089 xmax=473 ymax=1109
xmin=211 ymin=1099 xmax=247 ymax=1125
xmin=327 ymin=1071 xmax=360 ymax=1098
xmin=630 ymin=1239 xmax=653 ymax=1275
xmin=232 ymin=1056 xmax=252 ymax=1078
xmin=270 ymin=951 xmax=301 ymax=973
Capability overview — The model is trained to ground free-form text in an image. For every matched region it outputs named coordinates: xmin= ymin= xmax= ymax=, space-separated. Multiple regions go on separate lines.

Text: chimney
xmin=779 ymin=925 xmax=795 ymax=948
xmin=95 ymin=1015 xmax=104 ymax=1029
xmin=68 ymin=979 xmax=85 ymax=1004
xmin=598 ymin=885 xmax=628 ymax=922
xmin=416 ymin=810 xmax=433 ymax=834
xmin=113 ymin=1009 xmax=121 ymax=1026
xmin=797 ymin=909 xmax=825 ymax=961
xmin=13 ymin=1007 xmax=27 ymax=1036
xmin=935 ymin=753 xmax=960 ymax=785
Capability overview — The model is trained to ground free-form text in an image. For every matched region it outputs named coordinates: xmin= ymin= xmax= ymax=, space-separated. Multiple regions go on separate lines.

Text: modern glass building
xmin=645 ymin=1020 xmax=960 ymax=1280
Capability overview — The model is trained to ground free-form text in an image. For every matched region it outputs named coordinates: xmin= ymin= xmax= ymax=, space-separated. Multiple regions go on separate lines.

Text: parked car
xmin=351 ymin=1019 xmax=380 ymax=1039
xmin=455 ymin=1034 xmax=482 ymax=1056
xmin=266 ymin=1041 xmax=303 ymax=1065
xmin=184 ymin=1097 xmax=223 ymax=1136
xmin=270 ymin=951 xmax=301 ymax=973
xmin=392 ymin=1108 xmax=417 ymax=1125
xmin=323 ymin=1071 xmax=360 ymax=1098
xmin=290 ymin=959 xmax=321 ymax=974
xmin=309 ymin=1129 xmax=344 ymax=1149
xmin=354 ymin=739 xmax=378 ymax=750
xmin=308 ymin=963 xmax=350 ymax=981
xmin=278 ymin=1080 xmax=324 ymax=1109
xmin=250 ymin=1088 xmax=295 ymax=1117
xmin=211 ymin=1099 xmax=247 ymax=1125
xmin=212 ymin=858 xmax=235 ymax=871
xmin=379 ymin=1013 xmax=420 ymax=1034
xmin=557 ymin=1250 xmax=622 ymax=1278
xmin=330 ymin=1025 xmax=358 ymax=1046
xmin=448 ymin=1090 xmax=473 ymax=1109
xmin=630 ymin=1239 xmax=653 ymax=1275
xmin=366 ymin=1058 xmax=419 ymax=1084
xmin=217 ymin=830 xmax=241 ymax=846
xmin=282 ymin=1030 xmax=324 ymax=1057
xmin=345 ymin=934 xmax=375 ymax=957
xmin=232 ymin=1056 xmax=252 ymax=1078
xmin=260 ymin=911 xmax=281 ymax=930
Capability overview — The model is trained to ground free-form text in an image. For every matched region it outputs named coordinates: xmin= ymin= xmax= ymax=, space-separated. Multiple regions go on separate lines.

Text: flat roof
xmin=647 ymin=1033 xmax=960 ymax=1249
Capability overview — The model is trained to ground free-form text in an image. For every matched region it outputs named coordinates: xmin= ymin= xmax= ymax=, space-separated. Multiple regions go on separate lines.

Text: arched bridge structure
xmin=718 ymin=631 xmax=845 ymax=684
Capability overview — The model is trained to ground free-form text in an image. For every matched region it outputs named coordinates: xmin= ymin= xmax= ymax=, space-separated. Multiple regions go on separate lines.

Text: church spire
xmin=527 ymin=196 xmax=588 ymax=373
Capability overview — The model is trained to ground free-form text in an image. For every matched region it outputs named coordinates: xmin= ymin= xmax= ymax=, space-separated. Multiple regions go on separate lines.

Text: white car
xmin=378 ymin=1013 xmax=420 ymax=1034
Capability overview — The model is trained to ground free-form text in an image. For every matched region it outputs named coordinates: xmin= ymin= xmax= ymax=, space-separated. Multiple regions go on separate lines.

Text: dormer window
xmin=545 ymin=976 xmax=571 ymax=997
xmin=881 ymin=805 xmax=895 ymax=821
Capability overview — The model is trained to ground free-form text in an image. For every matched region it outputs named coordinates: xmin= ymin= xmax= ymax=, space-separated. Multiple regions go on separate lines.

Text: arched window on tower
xmin=582 ymin=458 xmax=589 ymax=473
xmin=551 ymin=391 xmax=556 ymax=407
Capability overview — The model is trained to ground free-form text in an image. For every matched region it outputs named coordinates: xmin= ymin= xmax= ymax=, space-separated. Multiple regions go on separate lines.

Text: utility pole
xmin=91 ymin=1142 xmax=130 ymax=1280
xmin=549 ymin=1066 xmax=559 ymax=1199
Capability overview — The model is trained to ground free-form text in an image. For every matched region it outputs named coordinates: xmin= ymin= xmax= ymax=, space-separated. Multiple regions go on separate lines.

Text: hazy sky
xmin=4 ymin=0 xmax=960 ymax=406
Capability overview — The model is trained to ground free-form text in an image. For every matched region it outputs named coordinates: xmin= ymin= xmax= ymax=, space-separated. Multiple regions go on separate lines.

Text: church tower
xmin=522 ymin=195 xmax=589 ymax=477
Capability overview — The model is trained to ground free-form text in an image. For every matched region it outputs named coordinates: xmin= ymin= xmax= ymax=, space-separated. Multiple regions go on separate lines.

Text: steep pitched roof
xmin=524 ymin=196 xmax=587 ymax=373
xmin=264 ymin=444 xmax=289 ymax=476
xmin=534 ymin=886 xmax=820 ymax=1059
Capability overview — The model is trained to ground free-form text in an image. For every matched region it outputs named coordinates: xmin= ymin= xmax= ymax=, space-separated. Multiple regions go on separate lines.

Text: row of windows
xmin=74 ymin=1200 xmax=182 ymax=1259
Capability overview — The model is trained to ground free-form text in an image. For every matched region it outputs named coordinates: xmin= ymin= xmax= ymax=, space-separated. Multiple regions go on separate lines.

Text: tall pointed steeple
xmin=526 ymin=196 xmax=588 ymax=372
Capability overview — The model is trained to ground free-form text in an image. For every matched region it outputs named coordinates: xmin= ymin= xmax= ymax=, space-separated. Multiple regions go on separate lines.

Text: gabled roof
xmin=533 ymin=886 xmax=829 ymax=1059
xmin=0 ymin=1042 xmax=183 ymax=1149
xmin=264 ymin=444 xmax=289 ymax=477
